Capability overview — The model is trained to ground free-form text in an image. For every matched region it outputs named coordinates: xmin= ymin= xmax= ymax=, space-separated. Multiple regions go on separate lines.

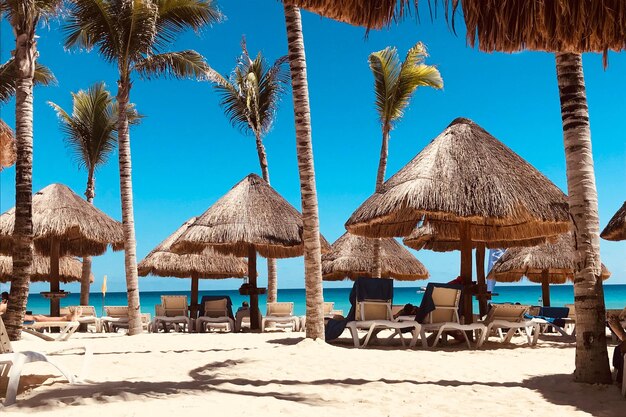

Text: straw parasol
xmin=322 ymin=232 xmax=428 ymax=281
xmin=487 ymin=233 xmax=611 ymax=306
xmin=0 ymin=120 xmax=16 ymax=171
xmin=138 ymin=217 xmax=249 ymax=317
xmin=0 ymin=254 xmax=94 ymax=284
xmin=172 ymin=173 xmax=330 ymax=330
xmin=601 ymin=201 xmax=626 ymax=242
xmin=346 ymin=118 xmax=570 ymax=322
xmin=0 ymin=183 xmax=123 ymax=315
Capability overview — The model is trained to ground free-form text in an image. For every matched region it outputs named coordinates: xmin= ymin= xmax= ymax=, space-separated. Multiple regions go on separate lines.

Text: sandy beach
xmin=2 ymin=331 xmax=624 ymax=417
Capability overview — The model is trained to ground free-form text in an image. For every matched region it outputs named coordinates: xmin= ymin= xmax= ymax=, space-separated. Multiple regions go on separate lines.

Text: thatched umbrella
xmin=138 ymin=217 xmax=249 ymax=317
xmin=0 ymin=183 xmax=123 ymax=315
xmin=172 ymin=173 xmax=330 ymax=330
xmin=601 ymin=202 xmax=626 ymax=242
xmin=0 ymin=254 xmax=94 ymax=284
xmin=346 ymin=118 xmax=570 ymax=323
xmin=487 ymin=234 xmax=611 ymax=307
xmin=322 ymin=232 xmax=428 ymax=281
xmin=0 ymin=120 xmax=16 ymax=171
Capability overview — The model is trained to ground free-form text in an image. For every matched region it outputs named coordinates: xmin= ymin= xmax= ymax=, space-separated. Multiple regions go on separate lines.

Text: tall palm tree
xmin=209 ymin=38 xmax=288 ymax=303
xmin=368 ymin=42 xmax=442 ymax=276
xmin=48 ymin=82 xmax=142 ymax=310
xmin=0 ymin=59 xmax=56 ymax=103
xmin=282 ymin=4 xmax=325 ymax=339
xmin=63 ymin=0 xmax=221 ymax=335
xmin=1 ymin=0 xmax=62 ymax=340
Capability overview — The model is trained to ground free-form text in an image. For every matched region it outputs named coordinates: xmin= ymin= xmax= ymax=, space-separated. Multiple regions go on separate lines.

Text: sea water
xmin=20 ymin=284 xmax=626 ymax=316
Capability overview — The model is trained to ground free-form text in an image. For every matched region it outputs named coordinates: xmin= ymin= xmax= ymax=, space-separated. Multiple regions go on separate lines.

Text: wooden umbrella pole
xmin=248 ymin=245 xmax=260 ymax=331
xmin=541 ymin=269 xmax=551 ymax=307
xmin=459 ymin=222 xmax=473 ymax=324
xmin=50 ymin=238 xmax=61 ymax=317
xmin=476 ymin=243 xmax=487 ymax=317
xmin=190 ymin=274 xmax=199 ymax=319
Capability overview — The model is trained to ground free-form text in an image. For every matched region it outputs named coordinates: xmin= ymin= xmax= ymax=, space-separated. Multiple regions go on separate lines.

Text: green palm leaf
xmin=134 ymin=50 xmax=210 ymax=80
xmin=0 ymin=59 xmax=56 ymax=103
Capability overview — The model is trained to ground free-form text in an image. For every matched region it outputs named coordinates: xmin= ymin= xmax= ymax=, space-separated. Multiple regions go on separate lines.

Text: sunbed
xmin=477 ymin=303 xmax=539 ymax=347
xmin=150 ymin=295 xmax=191 ymax=333
xmin=61 ymin=306 xmax=102 ymax=333
xmin=262 ymin=302 xmax=300 ymax=332
xmin=196 ymin=299 xmax=235 ymax=332
xmin=102 ymin=306 xmax=151 ymax=332
xmin=22 ymin=321 xmax=80 ymax=342
xmin=0 ymin=317 xmax=90 ymax=406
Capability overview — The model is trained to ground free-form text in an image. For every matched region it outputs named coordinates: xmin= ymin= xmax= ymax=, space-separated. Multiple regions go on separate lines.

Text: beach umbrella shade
xmin=601 ymin=201 xmax=626 ymax=242
xmin=0 ymin=254 xmax=94 ymax=284
xmin=487 ymin=233 xmax=611 ymax=306
xmin=322 ymin=232 xmax=428 ymax=281
xmin=0 ymin=183 xmax=123 ymax=315
xmin=138 ymin=216 xmax=249 ymax=317
xmin=171 ymin=174 xmax=330 ymax=330
xmin=0 ymin=120 xmax=16 ymax=171
xmin=346 ymin=118 xmax=570 ymax=323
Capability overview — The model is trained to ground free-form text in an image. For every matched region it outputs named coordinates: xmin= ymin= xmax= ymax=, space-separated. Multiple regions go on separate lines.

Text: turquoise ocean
xmin=21 ymin=284 xmax=626 ymax=316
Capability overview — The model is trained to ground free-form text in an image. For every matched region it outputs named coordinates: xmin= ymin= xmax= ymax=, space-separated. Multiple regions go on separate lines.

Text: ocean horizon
xmin=22 ymin=283 xmax=626 ymax=316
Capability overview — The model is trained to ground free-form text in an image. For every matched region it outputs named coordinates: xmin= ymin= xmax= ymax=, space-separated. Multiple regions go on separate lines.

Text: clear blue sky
xmin=0 ymin=1 xmax=624 ymax=294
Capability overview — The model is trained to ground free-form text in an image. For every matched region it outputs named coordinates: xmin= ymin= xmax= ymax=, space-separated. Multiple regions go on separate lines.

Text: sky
xmin=0 ymin=1 xmax=625 ymax=294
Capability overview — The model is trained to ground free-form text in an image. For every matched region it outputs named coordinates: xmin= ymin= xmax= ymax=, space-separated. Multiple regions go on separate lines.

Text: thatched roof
xmin=487 ymin=233 xmax=611 ymax=284
xmin=138 ymin=217 xmax=249 ymax=279
xmin=0 ymin=119 xmax=16 ymax=171
xmin=346 ymin=118 xmax=570 ymax=241
xmin=172 ymin=174 xmax=331 ymax=258
xmin=322 ymin=232 xmax=428 ymax=281
xmin=601 ymin=201 xmax=626 ymax=242
xmin=0 ymin=254 xmax=94 ymax=284
xmin=404 ymin=221 xmax=554 ymax=252
xmin=0 ymin=183 xmax=124 ymax=257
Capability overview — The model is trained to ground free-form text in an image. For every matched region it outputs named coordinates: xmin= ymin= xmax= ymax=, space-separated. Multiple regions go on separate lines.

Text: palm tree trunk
xmin=255 ymin=134 xmax=278 ymax=303
xmin=371 ymin=124 xmax=391 ymax=278
xmin=4 ymin=32 xmax=36 ymax=341
xmin=555 ymin=52 xmax=611 ymax=384
xmin=116 ymin=75 xmax=143 ymax=336
xmin=80 ymin=171 xmax=95 ymax=307
xmin=283 ymin=4 xmax=324 ymax=340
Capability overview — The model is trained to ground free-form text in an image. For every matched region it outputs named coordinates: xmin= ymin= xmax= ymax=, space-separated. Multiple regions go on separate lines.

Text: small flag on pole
xmin=101 ymin=275 xmax=107 ymax=316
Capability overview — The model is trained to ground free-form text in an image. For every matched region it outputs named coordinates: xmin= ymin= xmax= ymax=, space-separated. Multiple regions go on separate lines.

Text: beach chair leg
xmin=348 ymin=325 xmax=360 ymax=348
xmin=503 ymin=328 xmax=516 ymax=344
xmin=432 ymin=327 xmax=446 ymax=348
xmin=531 ymin=324 xmax=540 ymax=346
xmin=420 ymin=329 xmax=429 ymax=348
xmin=409 ymin=326 xmax=420 ymax=348
xmin=363 ymin=324 xmax=378 ymax=348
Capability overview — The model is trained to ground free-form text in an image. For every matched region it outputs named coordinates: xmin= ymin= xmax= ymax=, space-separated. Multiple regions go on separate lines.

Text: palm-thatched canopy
xmin=0 ymin=119 xmax=16 ymax=171
xmin=346 ymin=118 xmax=570 ymax=241
xmin=138 ymin=217 xmax=248 ymax=279
xmin=601 ymin=201 xmax=626 ymax=242
xmin=322 ymin=232 xmax=428 ymax=281
xmin=0 ymin=183 xmax=124 ymax=257
xmin=0 ymin=254 xmax=93 ymax=284
xmin=487 ymin=233 xmax=611 ymax=284
xmin=172 ymin=174 xmax=330 ymax=258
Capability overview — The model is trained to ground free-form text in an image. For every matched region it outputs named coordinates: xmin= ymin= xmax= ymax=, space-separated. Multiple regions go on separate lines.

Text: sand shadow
xmin=266 ymin=337 xmax=305 ymax=346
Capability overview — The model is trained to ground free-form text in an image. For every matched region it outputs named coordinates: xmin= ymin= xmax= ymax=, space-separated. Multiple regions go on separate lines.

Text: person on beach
xmin=607 ymin=315 xmax=626 ymax=385
xmin=0 ymin=294 xmax=81 ymax=322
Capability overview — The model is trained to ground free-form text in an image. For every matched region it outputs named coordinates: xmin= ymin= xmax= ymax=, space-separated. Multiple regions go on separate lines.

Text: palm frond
xmin=63 ymin=0 xmax=120 ymax=63
xmin=155 ymin=0 xmax=221 ymax=49
xmin=0 ymin=58 xmax=56 ymax=103
xmin=133 ymin=50 xmax=210 ymax=80
xmin=368 ymin=46 xmax=401 ymax=125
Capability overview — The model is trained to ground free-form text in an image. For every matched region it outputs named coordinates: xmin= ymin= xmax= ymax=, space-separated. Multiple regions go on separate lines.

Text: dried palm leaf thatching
xmin=601 ymin=201 xmax=626 ymax=241
xmin=138 ymin=217 xmax=249 ymax=279
xmin=346 ymin=118 xmax=570 ymax=240
xmin=0 ymin=119 xmax=16 ymax=170
xmin=0 ymin=254 xmax=94 ymax=283
xmin=172 ymin=174 xmax=330 ymax=258
xmin=455 ymin=0 xmax=626 ymax=62
xmin=404 ymin=221 xmax=555 ymax=252
xmin=283 ymin=0 xmax=410 ymax=29
xmin=487 ymin=233 xmax=611 ymax=284
xmin=0 ymin=183 xmax=124 ymax=257
xmin=322 ymin=232 xmax=428 ymax=281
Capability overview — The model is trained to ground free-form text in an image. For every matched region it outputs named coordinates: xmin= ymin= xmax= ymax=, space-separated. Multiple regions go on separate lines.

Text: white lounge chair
xmin=61 ymin=306 xmax=102 ymax=333
xmin=102 ymin=306 xmax=151 ymax=333
xmin=0 ymin=317 xmax=90 ymax=406
xmin=346 ymin=300 xmax=421 ymax=348
xmin=196 ymin=299 xmax=234 ymax=333
xmin=262 ymin=302 xmax=300 ymax=332
xmin=22 ymin=321 xmax=80 ymax=342
xmin=150 ymin=296 xmax=191 ymax=333
xmin=477 ymin=304 xmax=539 ymax=347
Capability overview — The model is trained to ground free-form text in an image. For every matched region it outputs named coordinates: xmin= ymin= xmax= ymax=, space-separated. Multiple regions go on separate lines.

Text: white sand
xmin=2 ymin=331 xmax=624 ymax=417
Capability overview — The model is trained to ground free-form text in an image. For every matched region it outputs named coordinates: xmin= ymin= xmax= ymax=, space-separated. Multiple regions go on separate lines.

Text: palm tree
xmin=282 ymin=4 xmax=325 ymax=339
xmin=63 ymin=0 xmax=221 ymax=335
xmin=209 ymin=37 xmax=288 ymax=303
xmin=0 ymin=59 xmax=56 ymax=103
xmin=368 ymin=42 xmax=442 ymax=276
xmin=48 ymin=82 xmax=142 ymax=310
xmin=1 ymin=0 xmax=62 ymax=340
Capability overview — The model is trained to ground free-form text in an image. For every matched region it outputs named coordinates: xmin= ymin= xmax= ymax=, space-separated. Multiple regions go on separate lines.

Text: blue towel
xmin=199 ymin=295 xmax=234 ymax=320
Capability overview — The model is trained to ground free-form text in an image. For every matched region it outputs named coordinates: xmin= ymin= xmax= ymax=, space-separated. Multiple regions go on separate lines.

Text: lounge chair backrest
xmin=267 ymin=302 xmax=293 ymax=317
xmin=104 ymin=306 xmax=129 ymax=318
xmin=155 ymin=304 xmax=165 ymax=317
xmin=61 ymin=305 xmax=97 ymax=317
xmin=356 ymin=300 xmax=392 ymax=321
xmin=323 ymin=302 xmax=335 ymax=315
xmin=425 ymin=287 xmax=461 ymax=324
xmin=161 ymin=295 xmax=188 ymax=317
xmin=0 ymin=317 xmax=13 ymax=354
xmin=203 ymin=299 xmax=228 ymax=318
xmin=484 ymin=304 xmax=529 ymax=324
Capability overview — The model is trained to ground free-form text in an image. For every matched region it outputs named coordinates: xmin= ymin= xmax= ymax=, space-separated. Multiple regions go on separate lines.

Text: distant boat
xmin=417 ymin=287 xmax=427 ymax=293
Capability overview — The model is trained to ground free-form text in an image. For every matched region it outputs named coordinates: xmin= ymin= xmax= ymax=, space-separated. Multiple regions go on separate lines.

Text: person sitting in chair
xmin=0 ymin=294 xmax=80 ymax=322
